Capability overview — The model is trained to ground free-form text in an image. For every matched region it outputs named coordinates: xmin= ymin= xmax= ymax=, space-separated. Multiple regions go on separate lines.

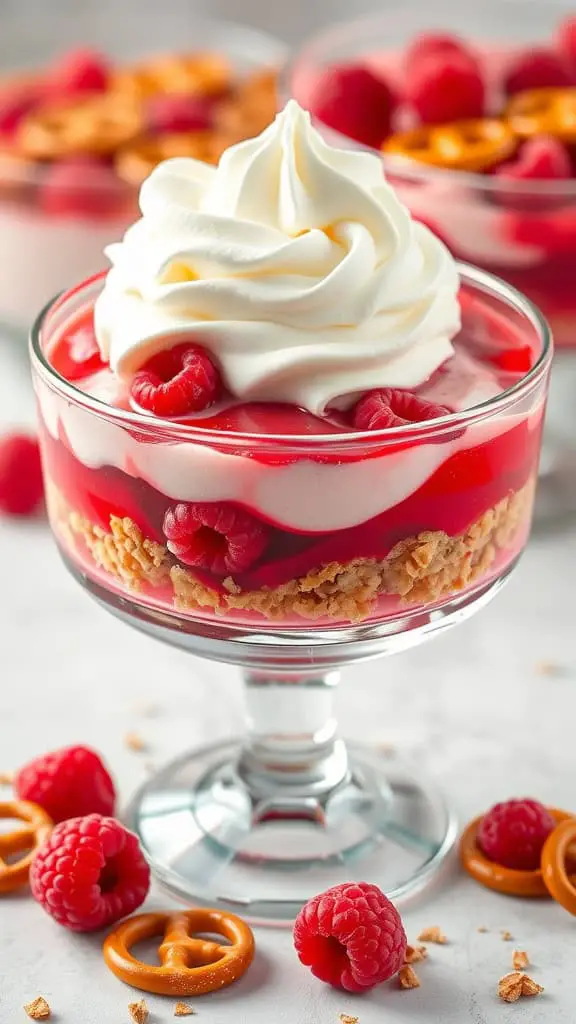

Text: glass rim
xmin=1 ymin=17 xmax=288 ymax=189
xmin=281 ymin=7 xmax=576 ymax=197
xmin=30 ymin=262 xmax=553 ymax=451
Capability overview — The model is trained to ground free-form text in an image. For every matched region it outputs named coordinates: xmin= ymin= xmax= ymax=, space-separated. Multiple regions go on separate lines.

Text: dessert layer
xmin=46 ymin=477 xmax=534 ymax=623
xmin=37 ymin=385 xmax=544 ymax=536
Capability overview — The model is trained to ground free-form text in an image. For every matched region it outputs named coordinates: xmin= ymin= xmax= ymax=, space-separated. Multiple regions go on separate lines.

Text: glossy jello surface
xmin=33 ymin=103 xmax=549 ymax=628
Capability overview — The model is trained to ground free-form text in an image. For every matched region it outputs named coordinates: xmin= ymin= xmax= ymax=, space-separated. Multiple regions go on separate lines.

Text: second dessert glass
xmin=31 ymin=265 xmax=551 ymax=922
xmin=0 ymin=17 xmax=286 ymax=340
xmin=284 ymin=0 xmax=575 ymax=521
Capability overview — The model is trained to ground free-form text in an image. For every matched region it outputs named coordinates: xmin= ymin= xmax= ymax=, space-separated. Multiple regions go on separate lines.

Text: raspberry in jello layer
xmin=35 ymin=102 xmax=546 ymax=626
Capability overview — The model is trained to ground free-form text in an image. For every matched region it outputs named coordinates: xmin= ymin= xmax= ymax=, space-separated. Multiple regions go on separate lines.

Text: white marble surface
xmin=1 ymin=342 xmax=576 ymax=1024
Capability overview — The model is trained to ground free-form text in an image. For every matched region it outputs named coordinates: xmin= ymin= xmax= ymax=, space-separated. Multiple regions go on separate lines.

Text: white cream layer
xmin=37 ymin=381 xmax=543 ymax=533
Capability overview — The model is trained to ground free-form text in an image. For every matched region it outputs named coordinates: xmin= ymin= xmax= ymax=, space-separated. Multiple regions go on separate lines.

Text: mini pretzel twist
xmin=18 ymin=96 xmax=142 ymax=160
xmin=506 ymin=87 xmax=576 ymax=142
xmin=0 ymin=800 xmax=52 ymax=894
xmin=382 ymin=118 xmax=518 ymax=172
xmin=103 ymin=908 xmax=255 ymax=995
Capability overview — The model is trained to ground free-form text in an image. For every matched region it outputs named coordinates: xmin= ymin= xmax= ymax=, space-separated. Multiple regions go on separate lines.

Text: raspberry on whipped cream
xmin=32 ymin=101 xmax=549 ymax=628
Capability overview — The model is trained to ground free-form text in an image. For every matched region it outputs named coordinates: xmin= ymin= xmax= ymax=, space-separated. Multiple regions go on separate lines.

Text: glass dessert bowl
xmin=31 ymin=102 xmax=551 ymax=922
xmin=0 ymin=18 xmax=285 ymax=338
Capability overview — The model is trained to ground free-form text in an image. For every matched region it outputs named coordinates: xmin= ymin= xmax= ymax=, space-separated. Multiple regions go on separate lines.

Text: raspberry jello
xmin=0 ymin=21 xmax=284 ymax=336
xmin=33 ymin=101 xmax=549 ymax=630
xmin=287 ymin=1 xmax=576 ymax=350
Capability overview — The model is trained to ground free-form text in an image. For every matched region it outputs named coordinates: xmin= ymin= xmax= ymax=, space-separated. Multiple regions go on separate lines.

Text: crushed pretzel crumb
xmin=175 ymin=1004 xmax=196 ymax=1017
xmin=125 ymin=731 xmax=147 ymax=753
xmin=535 ymin=660 xmax=564 ymax=677
xmin=404 ymin=944 xmax=428 ymax=964
xmin=128 ymin=999 xmax=149 ymax=1023
xmin=24 ymin=997 xmax=51 ymax=1020
xmin=339 ymin=1016 xmax=359 ymax=1024
xmin=417 ymin=926 xmax=447 ymax=944
xmin=513 ymin=950 xmax=530 ymax=971
xmin=375 ymin=742 xmax=396 ymax=757
xmin=0 ymin=770 xmax=13 ymax=785
xmin=501 ymin=930 xmax=513 ymax=941
xmin=477 ymin=926 xmax=488 ymax=933
xmin=398 ymin=966 xmax=421 ymax=990
xmin=498 ymin=973 xmax=543 ymax=1003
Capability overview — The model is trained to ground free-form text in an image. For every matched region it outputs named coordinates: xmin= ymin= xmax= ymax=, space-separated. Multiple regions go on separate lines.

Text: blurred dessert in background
xmin=290 ymin=9 xmax=576 ymax=348
xmin=0 ymin=37 xmax=280 ymax=332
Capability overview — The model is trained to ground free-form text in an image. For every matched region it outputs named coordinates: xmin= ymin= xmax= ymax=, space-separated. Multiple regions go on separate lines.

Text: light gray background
xmin=1 ymin=2 xmax=576 ymax=1022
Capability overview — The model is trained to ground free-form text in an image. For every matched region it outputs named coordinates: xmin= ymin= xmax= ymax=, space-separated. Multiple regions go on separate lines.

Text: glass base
xmin=125 ymin=739 xmax=457 ymax=924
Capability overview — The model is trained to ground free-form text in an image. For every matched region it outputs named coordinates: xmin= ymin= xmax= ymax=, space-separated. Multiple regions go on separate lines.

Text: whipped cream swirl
xmin=95 ymin=101 xmax=461 ymax=414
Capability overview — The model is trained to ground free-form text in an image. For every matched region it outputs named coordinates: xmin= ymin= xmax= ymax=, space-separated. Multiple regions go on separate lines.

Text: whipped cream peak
xmin=95 ymin=100 xmax=461 ymax=415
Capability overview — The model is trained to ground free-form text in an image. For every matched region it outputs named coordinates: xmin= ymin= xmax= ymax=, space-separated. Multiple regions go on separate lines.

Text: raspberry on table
xmin=146 ymin=94 xmax=214 ymax=134
xmin=30 ymin=814 xmax=150 ymax=931
xmin=293 ymin=882 xmax=407 ymax=992
xmin=0 ymin=434 xmax=44 ymax=517
xmin=131 ymin=343 xmax=221 ymax=418
xmin=405 ymin=52 xmax=485 ymax=124
xmin=164 ymin=501 xmax=270 ymax=574
xmin=310 ymin=64 xmax=396 ymax=149
xmin=504 ymin=48 xmax=573 ymax=96
xmin=353 ymin=388 xmax=450 ymax=431
xmin=477 ymin=798 xmax=556 ymax=870
xmin=15 ymin=744 xmax=116 ymax=822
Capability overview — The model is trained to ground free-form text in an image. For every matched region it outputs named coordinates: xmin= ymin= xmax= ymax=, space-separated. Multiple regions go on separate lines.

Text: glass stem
xmin=237 ymin=670 xmax=349 ymax=810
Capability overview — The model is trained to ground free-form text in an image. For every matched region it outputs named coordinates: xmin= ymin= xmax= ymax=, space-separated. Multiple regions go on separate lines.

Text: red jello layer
xmin=40 ymin=407 xmax=541 ymax=593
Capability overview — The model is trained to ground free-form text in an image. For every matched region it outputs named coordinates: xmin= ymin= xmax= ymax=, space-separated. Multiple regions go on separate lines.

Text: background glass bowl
xmin=284 ymin=0 xmax=576 ymax=351
xmin=0 ymin=16 xmax=286 ymax=338
xmin=30 ymin=264 xmax=551 ymax=919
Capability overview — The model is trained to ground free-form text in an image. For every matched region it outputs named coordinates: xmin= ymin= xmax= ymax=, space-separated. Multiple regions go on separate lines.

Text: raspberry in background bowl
xmin=285 ymin=0 xmax=576 ymax=351
xmin=0 ymin=17 xmax=285 ymax=337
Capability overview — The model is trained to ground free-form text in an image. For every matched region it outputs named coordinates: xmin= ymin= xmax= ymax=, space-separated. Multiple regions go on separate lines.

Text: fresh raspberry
xmin=14 ymin=745 xmax=116 ymax=823
xmin=557 ymin=16 xmax=576 ymax=69
xmin=503 ymin=48 xmax=573 ymax=96
xmin=131 ymin=343 xmax=221 ymax=418
xmin=293 ymin=882 xmax=407 ymax=992
xmin=164 ymin=501 xmax=269 ymax=574
xmin=0 ymin=434 xmax=43 ymax=517
xmin=495 ymin=136 xmax=572 ymax=183
xmin=353 ymin=388 xmax=450 ymax=431
xmin=406 ymin=52 xmax=485 ymax=124
xmin=0 ymin=84 xmax=39 ymax=137
xmin=38 ymin=156 xmax=127 ymax=219
xmin=47 ymin=47 xmax=110 ymax=97
xmin=309 ymin=64 xmax=396 ymax=149
xmin=404 ymin=32 xmax=476 ymax=71
xmin=146 ymin=94 xmax=214 ymax=134
xmin=30 ymin=814 xmax=150 ymax=931
xmin=477 ymin=798 xmax=556 ymax=870
xmin=503 ymin=205 xmax=576 ymax=255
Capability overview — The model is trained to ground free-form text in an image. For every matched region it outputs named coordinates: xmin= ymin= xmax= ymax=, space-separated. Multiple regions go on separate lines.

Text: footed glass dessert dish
xmin=31 ymin=103 xmax=551 ymax=922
